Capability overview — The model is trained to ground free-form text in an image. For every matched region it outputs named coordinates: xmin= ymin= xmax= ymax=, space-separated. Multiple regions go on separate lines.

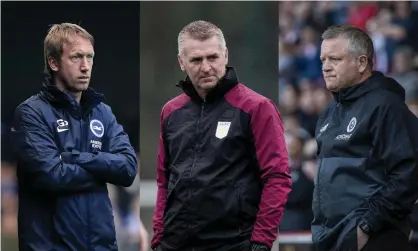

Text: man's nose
xmin=322 ymin=60 xmax=332 ymax=72
xmin=200 ymin=60 xmax=211 ymax=72
xmin=80 ymin=58 xmax=91 ymax=72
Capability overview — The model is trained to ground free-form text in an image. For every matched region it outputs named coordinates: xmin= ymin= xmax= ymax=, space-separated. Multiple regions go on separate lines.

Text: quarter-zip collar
xmin=39 ymin=77 xmax=105 ymax=117
xmin=332 ymin=71 xmax=405 ymax=104
xmin=177 ymin=66 xmax=239 ymax=103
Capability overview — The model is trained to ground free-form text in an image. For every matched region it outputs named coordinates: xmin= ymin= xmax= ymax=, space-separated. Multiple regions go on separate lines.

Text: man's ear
xmin=224 ymin=47 xmax=228 ymax=66
xmin=178 ymin=54 xmax=185 ymax=72
xmin=48 ymin=57 xmax=59 ymax=72
xmin=357 ymin=55 xmax=368 ymax=74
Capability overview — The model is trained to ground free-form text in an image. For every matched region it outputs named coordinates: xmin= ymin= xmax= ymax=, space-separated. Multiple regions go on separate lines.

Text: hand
xmin=139 ymin=219 xmax=149 ymax=251
xmin=153 ymin=245 xmax=163 ymax=251
xmin=251 ymin=243 xmax=270 ymax=251
xmin=140 ymin=233 xmax=149 ymax=251
xmin=357 ymin=226 xmax=369 ymax=251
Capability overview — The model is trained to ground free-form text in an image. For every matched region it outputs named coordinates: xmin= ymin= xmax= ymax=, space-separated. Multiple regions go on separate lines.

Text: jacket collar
xmin=39 ymin=77 xmax=104 ymax=115
xmin=332 ymin=71 xmax=405 ymax=103
xmin=177 ymin=66 xmax=239 ymax=103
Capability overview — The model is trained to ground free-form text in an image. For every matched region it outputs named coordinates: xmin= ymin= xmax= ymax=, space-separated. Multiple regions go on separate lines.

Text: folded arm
xmin=11 ymin=104 xmax=102 ymax=192
xmin=64 ymin=107 xmax=137 ymax=187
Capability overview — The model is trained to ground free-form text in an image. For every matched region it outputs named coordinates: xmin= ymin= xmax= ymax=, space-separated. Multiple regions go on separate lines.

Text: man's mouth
xmin=77 ymin=76 xmax=90 ymax=83
xmin=201 ymin=76 xmax=216 ymax=81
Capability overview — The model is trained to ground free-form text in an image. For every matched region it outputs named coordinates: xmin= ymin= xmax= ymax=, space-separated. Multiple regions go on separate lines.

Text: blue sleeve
xmin=11 ymin=104 xmax=102 ymax=192
xmin=63 ymin=107 xmax=137 ymax=187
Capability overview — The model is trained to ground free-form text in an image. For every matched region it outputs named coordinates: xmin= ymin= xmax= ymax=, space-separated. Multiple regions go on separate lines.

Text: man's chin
xmin=75 ymin=82 xmax=89 ymax=89
xmin=325 ymin=82 xmax=341 ymax=92
xmin=66 ymin=84 xmax=89 ymax=93
xmin=198 ymin=80 xmax=217 ymax=90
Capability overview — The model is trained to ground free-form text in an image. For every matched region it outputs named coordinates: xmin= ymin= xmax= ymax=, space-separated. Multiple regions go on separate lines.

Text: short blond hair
xmin=177 ymin=20 xmax=226 ymax=56
xmin=44 ymin=23 xmax=94 ymax=76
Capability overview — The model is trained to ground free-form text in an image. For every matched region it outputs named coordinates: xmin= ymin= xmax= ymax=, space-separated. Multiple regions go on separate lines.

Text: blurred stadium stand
xmin=278 ymin=1 xmax=418 ymax=250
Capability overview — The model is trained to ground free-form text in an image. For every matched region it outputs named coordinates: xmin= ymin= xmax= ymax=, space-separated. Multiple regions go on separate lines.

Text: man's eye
xmin=86 ymin=55 xmax=94 ymax=61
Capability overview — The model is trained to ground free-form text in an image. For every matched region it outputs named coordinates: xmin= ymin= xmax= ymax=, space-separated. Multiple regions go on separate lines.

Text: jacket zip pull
xmin=337 ymin=93 xmax=341 ymax=107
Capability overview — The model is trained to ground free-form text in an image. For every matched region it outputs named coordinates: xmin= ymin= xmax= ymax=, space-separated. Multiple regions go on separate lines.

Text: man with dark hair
xmin=151 ymin=20 xmax=291 ymax=251
xmin=312 ymin=24 xmax=418 ymax=251
xmin=11 ymin=23 xmax=138 ymax=251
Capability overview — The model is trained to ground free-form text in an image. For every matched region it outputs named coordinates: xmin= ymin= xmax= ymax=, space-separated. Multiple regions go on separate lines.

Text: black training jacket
xmin=151 ymin=67 xmax=291 ymax=251
xmin=311 ymin=71 xmax=418 ymax=251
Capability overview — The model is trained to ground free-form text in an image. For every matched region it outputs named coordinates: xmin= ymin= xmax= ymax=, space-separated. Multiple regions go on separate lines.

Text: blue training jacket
xmin=11 ymin=79 xmax=138 ymax=251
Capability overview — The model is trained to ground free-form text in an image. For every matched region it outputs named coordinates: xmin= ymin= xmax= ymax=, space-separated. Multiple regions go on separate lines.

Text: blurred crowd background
xmin=1 ymin=2 xmax=141 ymax=251
xmin=279 ymin=1 xmax=418 ymax=248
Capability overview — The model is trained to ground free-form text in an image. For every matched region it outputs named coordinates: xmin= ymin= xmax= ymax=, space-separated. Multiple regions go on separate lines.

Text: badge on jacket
xmin=215 ymin=121 xmax=231 ymax=139
xmin=90 ymin=119 xmax=104 ymax=138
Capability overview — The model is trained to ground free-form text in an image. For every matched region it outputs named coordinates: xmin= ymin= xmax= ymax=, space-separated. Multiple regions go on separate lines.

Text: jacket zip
xmin=77 ymin=107 xmax=90 ymax=251
xmin=187 ymin=103 xmax=205 ymax=214
xmin=316 ymin=159 xmax=323 ymax=221
xmin=316 ymin=101 xmax=340 ymax=222
xmin=337 ymin=93 xmax=341 ymax=107
xmin=188 ymin=102 xmax=205 ymax=179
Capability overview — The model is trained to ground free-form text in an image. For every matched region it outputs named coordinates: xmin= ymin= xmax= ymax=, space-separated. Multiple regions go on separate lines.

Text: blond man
xmin=11 ymin=23 xmax=137 ymax=251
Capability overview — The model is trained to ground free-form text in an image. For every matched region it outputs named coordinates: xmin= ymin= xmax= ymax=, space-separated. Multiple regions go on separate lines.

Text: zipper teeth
xmin=317 ymin=161 xmax=322 ymax=218
xmin=80 ymin=112 xmax=90 ymax=250
xmin=188 ymin=103 xmax=205 ymax=179
xmin=317 ymin=101 xmax=341 ymax=220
